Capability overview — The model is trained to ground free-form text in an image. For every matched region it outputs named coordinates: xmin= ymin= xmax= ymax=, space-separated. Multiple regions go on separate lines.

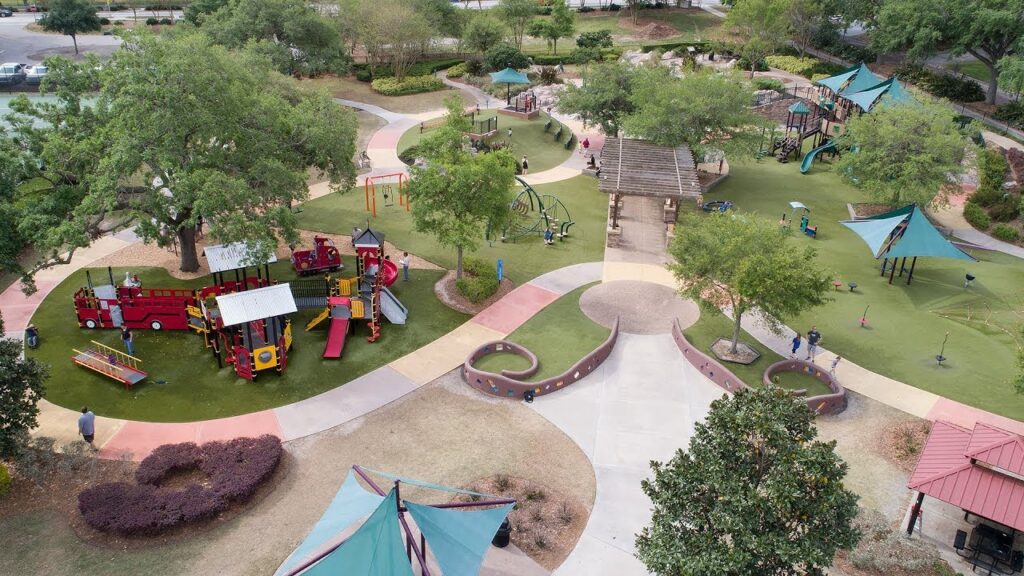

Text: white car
xmin=24 ymin=65 xmax=48 ymax=85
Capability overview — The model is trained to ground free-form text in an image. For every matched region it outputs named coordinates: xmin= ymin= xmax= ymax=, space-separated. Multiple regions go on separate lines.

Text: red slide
xmin=323 ymin=317 xmax=349 ymax=358
xmin=362 ymin=256 xmax=398 ymax=287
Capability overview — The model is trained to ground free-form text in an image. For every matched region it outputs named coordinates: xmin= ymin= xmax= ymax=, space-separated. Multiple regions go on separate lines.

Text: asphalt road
xmin=0 ymin=11 xmax=171 ymax=64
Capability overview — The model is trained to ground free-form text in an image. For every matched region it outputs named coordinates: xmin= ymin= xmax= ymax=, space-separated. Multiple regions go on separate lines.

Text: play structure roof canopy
xmin=909 ymin=421 xmax=1024 ymax=532
xmin=203 ymin=242 xmax=278 ymax=274
xmin=598 ymin=137 xmax=701 ymax=200
xmin=788 ymin=101 xmax=811 ymax=115
xmin=277 ymin=468 xmax=515 ymax=576
xmin=215 ymin=283 xmax=297 ymax=326
xmin=815 ymin=62 xmax=861 ymax=93
xmin=839 ymin=64 xmax=885 ymax=98
xmin=841 ymin=204 xmax=975 ymax=261
xmin=352 ymin=227 xmax=385 ymax=249
xmin=489 ymin=67 xmax=530 ymax=85
xmin=845 ymin=77 xmax=916 ymax=112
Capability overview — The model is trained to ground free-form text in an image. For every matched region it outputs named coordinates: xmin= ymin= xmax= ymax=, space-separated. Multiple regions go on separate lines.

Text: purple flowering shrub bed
xmin=78 ymin=435 xmax=282 ymax=536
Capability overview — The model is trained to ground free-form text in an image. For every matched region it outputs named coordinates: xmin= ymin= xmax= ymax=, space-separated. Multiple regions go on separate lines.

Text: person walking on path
xmin=830 ymin=355 xmax=842 ymax=375
xmin=78 ymin=407 xmax=96 ymax=450
xmin=806 ymin=326 xmax=822 ymax=361
xmin=521 ymin=155 xmax=529 ymax=175
xmin=25 ymin=324 xmax=39 ymax=349
xmin=580 ymin=137 xmax=590 ymax=155
xmin=121 ymin=325 xmax=134 ymax=357
xmin=400 ymin=252 xmax=410 ymax=282
xmin=790 ymin=333 xmax=801 ymax=357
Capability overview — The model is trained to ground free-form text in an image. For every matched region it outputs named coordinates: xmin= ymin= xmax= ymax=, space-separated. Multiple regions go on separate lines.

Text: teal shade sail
xmin=407 ymin=502 xmax=514 ymax=576
xmin=304 ymin=489 xmax=414 ymax=576
xmin=841 ymin=205 xmax=976 ymax=261
xmin=839 ymin=64 xmax=885 ymax=97
xmin=841 ymin=214 xmax=909 ymax=256
xmin=815 ymin=63 xmax=861 ymax=93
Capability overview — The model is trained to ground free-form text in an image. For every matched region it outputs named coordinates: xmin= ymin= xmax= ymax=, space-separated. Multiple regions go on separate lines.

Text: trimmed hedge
xmin=894 ymin=64 xmax=984 ymax=102
xmin=446 ymin=62 xmax=469 ymax=79
xmin=78 ymin=435 xmax=282 ymax=536
xmin=992 ymin=223 xmax=1020 ymax=242
xmin=765 ymin=55 xmax=842 ymax=79
xmin=371 ymin=75 xmax=445 ymax=96
xmin=963 ymin=202 xmax=991 ymax=230
xmin=456 ymin=257 xmax=499 ymax=304
xmin=354 ymin=59 xmax=463 ymax=82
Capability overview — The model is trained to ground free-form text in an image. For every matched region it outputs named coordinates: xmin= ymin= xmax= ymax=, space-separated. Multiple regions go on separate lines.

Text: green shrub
xmin=486 ymin=43 xmax=530 ymax=72
xmin=764 ymin=55 xmax=842 ymax=79
xmin=113 ymin=20 xmax=124 ymax=26
xmin=753 ymin=77 xmax=785 ymax=92
xmin=145 ymin=16 xmax=158 ymax=25
xmin=354 ymin=59 xmax=462 ymax=82
xmin=992 ymin=223 xmax=1020 ymax=242
xmin=963 ymin=202 xmax=991 ymax=230
xmin=989 ymin=196 xmax=1020 ymax=222
xmin=737 ymin=55 xmax=769 ymax=73
xmin=446 ymin=62 xmax=468 ymax=79
xmin=895 ymin=64 xmax=984 ymax=102
xmin=399 ymin=144 xmax=424 ymax=165
xmin=577 ymin=30 xmax=613 ymax=49
xmin=0 ymin=463 xmax=10 ymax=498
xmin=972 ymin=148 xmax=1009 ymax=207
xmin=99 ymin=17 xmax=110 ymax=25
xmin=159 ymin=17 xmax=172 ymax=25
xmin=371 ymin=75 xmax=445 ymax=96
xmin=455 ymin=257 xmax=500 ymax=303
xmin=570 ymin=47 xmax=601 ymax=64
xmin=602 ymin=52 xmax=620 ymax=62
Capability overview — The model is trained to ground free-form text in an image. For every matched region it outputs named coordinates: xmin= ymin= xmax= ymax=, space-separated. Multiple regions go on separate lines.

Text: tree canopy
xmin=4 ymin=31 xmax=356 ymax=284
xmin=39 ymin=0 xmax=102 ymax=55
xmin=623 ymin=66 xmax=767 ymax=158
xmin=555 ymin=60 xmax=636 ymax=136
xmin=526 ymin=0 xmax=575 ymax=55
xmin=0 ymin=313 xmax=48 ymax=460
xmin=408 ymin=98 xmax=516 ymax=279
xmin=726 ymin=0 xmax=792 ymax=78
xmin=836 ymin=100 xmax=969 ymax=206
xmin=354 ymin=0 xmax=436 ymax=81
xmin=497 ymin=0 xmax=537 ymax=49
xmin=462 ymin=14 xmax=507 ymax=54
xmin=668 ymin=211 xmax=832 ymax=354
xmin=199 ymin=0 xmax=350 ymax=76
xmin=637 ymin=385 xmax=861 ymax=576
xmin=871 ymin=0 xmax=1024 ymax=103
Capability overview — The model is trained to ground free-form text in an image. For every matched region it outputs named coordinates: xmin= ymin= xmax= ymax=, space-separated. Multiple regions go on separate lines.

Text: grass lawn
xmin=947 ymin=60 xmax=993 ymax=84
xmin=296 ymin=174 xmax=606 ymax=284
xmin=472 ymin=283 xmax=609 ymax=380
xmin=397 ymin=110 xmax=574 ymax=174
xmin=27 ymin=262 xmax=468 ymax=422
xmin=295 ymin=75 xmax=467 ymax=114
xmin=706 ymin=159 xmax=1024 ymax=419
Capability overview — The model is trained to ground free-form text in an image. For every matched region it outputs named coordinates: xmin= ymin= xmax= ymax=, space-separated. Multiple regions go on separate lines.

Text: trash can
xmin=492 ymin=518 xmax=511 ymax=548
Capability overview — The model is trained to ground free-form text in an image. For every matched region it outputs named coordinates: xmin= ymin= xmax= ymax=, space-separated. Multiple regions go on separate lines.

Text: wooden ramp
xmin=72 ymin=342 xmax=147 ymax=389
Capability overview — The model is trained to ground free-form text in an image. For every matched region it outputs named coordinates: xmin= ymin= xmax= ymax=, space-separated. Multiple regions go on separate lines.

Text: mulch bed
xmin=711 ymin=338 xmax=761 ymax=365
xmin=0 ymin=450 xmax=290 ymax=550
xmin=433 ymin=271 xmax=514 ymax=315
xmin=850 ymin=203 xmax=898 ymax=218
xmin=452 ymin=475 xmax=589 ymax=571
xmin=752 ymin=97 xmax=817 ymax=125
xmin=877 ymin=420 xmax=932 ymax=473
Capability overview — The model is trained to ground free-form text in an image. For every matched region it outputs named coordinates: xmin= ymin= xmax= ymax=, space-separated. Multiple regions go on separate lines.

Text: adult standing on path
xmin=521 ymin=155 xmax=529 ymax=175
xmin=78 ymin=407 xmax=96 ymax=449
xmin=806 ymin=326 xmax=822 ymax=361
xmin=121 ymin=325 xmax=134 ymax=356
xmin=400 ymin=252 xmax=410 ymax=282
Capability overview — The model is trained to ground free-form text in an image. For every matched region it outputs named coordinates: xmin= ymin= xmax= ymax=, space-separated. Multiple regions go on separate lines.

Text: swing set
xmin=364 ymin=173 xmax=409 ymax=217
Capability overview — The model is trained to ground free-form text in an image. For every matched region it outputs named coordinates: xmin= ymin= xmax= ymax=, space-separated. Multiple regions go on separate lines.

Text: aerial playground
xmin=760 ymin=63 xmax=916 ymax=174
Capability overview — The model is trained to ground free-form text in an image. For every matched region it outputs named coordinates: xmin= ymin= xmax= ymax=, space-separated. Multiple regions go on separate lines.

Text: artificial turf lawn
xmin=471 ymin=283 xmax=610 ymax=381
xmin=706 ymin=159 xmax=1024 ymax=418
xmin=27 ymin=261 xmax=468 ymax=422
xmin=397 ymin=110 xmax=574 ymax=175
xmin=296 ymin=174 xmax=607 ymax=284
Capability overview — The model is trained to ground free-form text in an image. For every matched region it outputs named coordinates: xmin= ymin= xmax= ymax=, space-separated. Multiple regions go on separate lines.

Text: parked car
xmin=0 ymin=7 xmax=14 ymax=17
xmin=26 ymin=4 xmax=39 ymax=12
xmin=0 ymin=63 xmax=27 ymax=86
xmin=24 ymin=65 xmax=47 ymax=85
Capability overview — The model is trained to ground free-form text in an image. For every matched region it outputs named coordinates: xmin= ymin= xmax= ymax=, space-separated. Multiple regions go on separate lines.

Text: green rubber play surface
xmin=28 ymin=262 xmax=468 ymax=422
xmin=297 ymin=175 xmax=607 ymax=284
xmin=397 ymin=109 xmax=574 ymax=175
xmin=706 ymin=160 xmax=1024 ymax=418
xmin=471 ymin=283 xmax=609 ymax=381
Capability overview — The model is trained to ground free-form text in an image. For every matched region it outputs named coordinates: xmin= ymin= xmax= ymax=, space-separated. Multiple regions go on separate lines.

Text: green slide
xmin=800 ymin=142 xmax=836 ymax=174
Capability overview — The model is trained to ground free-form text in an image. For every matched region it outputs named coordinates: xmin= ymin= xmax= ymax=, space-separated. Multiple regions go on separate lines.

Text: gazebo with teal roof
xmin=841 ymin=204 xmax=976 ymax=285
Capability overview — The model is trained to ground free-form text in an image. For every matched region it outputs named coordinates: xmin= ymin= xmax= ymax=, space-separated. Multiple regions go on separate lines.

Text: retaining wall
xmin=463 ymin=318 xmax=619 ymax=398
xmin=670 ymin=319 xmax=847 ymax=415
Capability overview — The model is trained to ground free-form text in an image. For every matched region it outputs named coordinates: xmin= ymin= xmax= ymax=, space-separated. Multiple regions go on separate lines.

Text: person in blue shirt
xmin=544 ymin=228 xmax=554 ymax=246
xmin=78 ymin=407 xmax=96 ymax=449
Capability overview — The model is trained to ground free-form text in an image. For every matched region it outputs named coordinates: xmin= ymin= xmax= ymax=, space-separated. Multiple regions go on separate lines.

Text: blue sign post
xmin=496 ymin=259 xmax=504 ymax=282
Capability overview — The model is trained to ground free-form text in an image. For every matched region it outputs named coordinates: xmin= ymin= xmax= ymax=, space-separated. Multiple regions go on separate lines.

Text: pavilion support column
xmin=906 ymin=257 xmax=917 ymax=285
xmin=906 ymin=492 xmax=925 ymax=536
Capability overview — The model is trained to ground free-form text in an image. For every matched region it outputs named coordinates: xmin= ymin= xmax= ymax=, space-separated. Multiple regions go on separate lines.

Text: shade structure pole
xmin=906 ymin=492 xmax=925 ymax=535
xmin=906 ymin=256 xmax=917 ymax=285
xmin=899 ymin=257 xmax=906 ymax=277
xmin=888 ymin=256 xmax=897 ymax=284
xmin=880 ymin=257 xmax=887 ymax=277
xmin=506 ymin=83 xmax=511 ymax=106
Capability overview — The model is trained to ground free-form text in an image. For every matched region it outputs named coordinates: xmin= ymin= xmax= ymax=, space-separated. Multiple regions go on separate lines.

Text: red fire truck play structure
xmin=291 ymin=236 xmax=343 ymax=276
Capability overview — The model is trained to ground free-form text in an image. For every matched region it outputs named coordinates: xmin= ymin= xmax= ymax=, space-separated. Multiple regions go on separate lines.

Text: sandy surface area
xmin=579 ymin=280 xmax=699 ymax=334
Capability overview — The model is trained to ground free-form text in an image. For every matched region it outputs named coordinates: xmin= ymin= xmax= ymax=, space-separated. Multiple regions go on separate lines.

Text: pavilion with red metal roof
xmin=906 ymin=420 xmax=1024 ymax=571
